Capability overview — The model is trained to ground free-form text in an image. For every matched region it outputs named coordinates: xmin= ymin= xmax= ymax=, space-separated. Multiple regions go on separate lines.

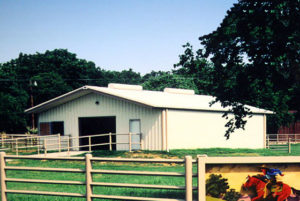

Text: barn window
xmin=39 ymin=122 xmax=51 ymax=136
xmin=51 ymin=122 xmax=64 ymax=135
xmin=39 ymin=121 xmax=64 ymax=136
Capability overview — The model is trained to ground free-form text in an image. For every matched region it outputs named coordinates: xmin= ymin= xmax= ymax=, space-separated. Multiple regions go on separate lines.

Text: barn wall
xmin=167 ymin=110 xmax=264 ymax=149
xmin=39 ymin=93 xmax=162 ymax=150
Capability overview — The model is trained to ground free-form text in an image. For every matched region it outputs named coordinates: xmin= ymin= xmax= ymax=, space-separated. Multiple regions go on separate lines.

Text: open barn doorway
xmin=79 ymin=116 xmax=116 ymax=150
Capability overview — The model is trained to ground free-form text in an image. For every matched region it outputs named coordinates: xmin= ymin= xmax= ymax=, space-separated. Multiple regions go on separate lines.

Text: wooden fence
xmin=0 ymin=152 xmax=199 ymax=201
xmin=267 ymin=134 xmax=300 ymax=144
xmin=0 ymin=134 xmax=37 ymax=151
xmin=265 ymin=134 xmax=300 ymax=153
xmin=0 ymin=134 xmax=62 ymax=154
xmin=0 ymin=133 xmax=142 ymax=155
xmin=1 ymin=153 xmax=300 ymax=201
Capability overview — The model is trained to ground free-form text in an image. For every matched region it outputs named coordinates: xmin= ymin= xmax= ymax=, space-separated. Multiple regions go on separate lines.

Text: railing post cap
xmin=85 ymin=153 xmax=92 ymax=158
xmin=185 ymin=155 xmax=192 ymax=159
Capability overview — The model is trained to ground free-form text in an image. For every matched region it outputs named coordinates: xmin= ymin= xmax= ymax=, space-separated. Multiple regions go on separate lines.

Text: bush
xmin=206 ymin=174 xmax=229 ymax=198
xmin=224 ymin=189 xmax=241 ymax=201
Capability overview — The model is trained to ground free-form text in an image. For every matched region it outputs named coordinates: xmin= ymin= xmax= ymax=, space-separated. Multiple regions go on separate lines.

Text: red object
xmin=278 ymin=121 xmax=300 ymax=134
xmin=277 ymin=111 xmax=300 ymax=141
xmin=243 ymin=176 xmax=292 ymax=201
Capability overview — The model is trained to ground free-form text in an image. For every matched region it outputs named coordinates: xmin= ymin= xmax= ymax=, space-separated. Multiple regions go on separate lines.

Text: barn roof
xmin=25 ymin=84 xmax=273 ymax=114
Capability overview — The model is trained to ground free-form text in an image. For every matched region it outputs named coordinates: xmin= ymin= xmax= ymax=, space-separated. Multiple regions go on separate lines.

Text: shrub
xmin=206 ymin=174 xmax=229 ymax=198
xmin=224 ymin=189 xmax=241 ymax=201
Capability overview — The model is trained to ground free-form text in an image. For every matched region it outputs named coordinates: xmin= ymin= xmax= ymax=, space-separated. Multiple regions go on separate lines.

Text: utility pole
xmin=29 ymin=80 xmax=37 ymax=129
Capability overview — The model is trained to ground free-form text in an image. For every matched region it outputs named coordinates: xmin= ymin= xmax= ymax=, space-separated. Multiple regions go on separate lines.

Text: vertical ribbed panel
xmin=39 ymin=93 xmax=162 ymax=151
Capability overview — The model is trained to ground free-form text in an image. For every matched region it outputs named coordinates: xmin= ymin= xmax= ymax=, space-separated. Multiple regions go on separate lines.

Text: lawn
xmin=90 ymin=143 xmax=300 ymax=158
xmin=5 ymin=157 xmax=191 ymax=201
xmin=3 ymin=144 xmax=300 ymax=201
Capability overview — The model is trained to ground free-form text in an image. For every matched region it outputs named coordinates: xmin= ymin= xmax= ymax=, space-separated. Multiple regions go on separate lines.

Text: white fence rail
xmin=0 ymin=152 xmax=196 ymax=201
xmin=1 ymin=153 xmax=300 ymax=201
xmin=0 ymin=133 xmax=142 ymax=155
xmin=265 ymin=134 xmax=300 ymax=153
xmin=0 ymin=134 xmax=56 ymax=153
xmin=267 ymin=134 xmax=300 ymax=144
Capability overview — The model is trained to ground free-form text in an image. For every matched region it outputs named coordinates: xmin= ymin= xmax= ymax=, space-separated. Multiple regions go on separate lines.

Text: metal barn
xmin=25 ymin=83 xmax=273 ymax=151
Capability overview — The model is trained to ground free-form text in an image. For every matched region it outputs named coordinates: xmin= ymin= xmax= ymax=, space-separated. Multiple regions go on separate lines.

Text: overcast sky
xmin=0 ymin=0 xmax=237 ymax=74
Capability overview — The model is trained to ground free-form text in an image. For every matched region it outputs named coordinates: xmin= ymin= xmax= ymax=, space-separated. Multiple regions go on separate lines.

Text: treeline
xmin=1 ymin=0 xmax=299 ymax=137
xmin=0 ymin=49 xmax=199 ymax=133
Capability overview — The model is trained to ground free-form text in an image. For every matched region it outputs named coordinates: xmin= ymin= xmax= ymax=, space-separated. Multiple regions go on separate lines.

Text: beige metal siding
xmin=167 ymin=110 xmax=264 ymax=149
xmin=39 ymin=93 xmax=162 ymax=150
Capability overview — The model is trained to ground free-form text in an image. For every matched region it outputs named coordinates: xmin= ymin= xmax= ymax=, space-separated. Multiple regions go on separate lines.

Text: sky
xmin=0 ymin=0 xmax=237 ymax=75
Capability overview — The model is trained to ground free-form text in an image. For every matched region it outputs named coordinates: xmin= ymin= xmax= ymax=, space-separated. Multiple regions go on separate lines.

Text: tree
xmin=100 ymin=68 xmax=142 ymax=86
xmin=142 ymin=71 xmax=199 ymax=92
xmin=176 ymin=0 xmax=300 ymax=138
xmin=224 ymin=189 xmax=241 ymax=201
xmin=206 ymin=174 xmax=229 ymax=198
xmin=0 ymin=49 xmax=144 ymax=133
xmin=174 ymin=43 xmax=214 ymax=95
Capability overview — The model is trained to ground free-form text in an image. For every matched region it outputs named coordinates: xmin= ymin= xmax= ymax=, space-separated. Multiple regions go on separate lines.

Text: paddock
xmin=1 ymin=153 xmax=300 ymax=201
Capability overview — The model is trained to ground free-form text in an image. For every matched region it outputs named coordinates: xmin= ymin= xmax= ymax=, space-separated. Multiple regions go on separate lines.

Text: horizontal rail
xmin=0 ymin=135 xmax=57 ymax=142
xmin=91 ymin=169 xmax=196 ymax=177
xmin=0 ymin=135 xmax=38 ymax=139
xmin=6 ymin=178 xmax=190 ymax=190
xmin=70 ymin=133 xmax=111 ymax=139
xmin=75 ymin=142 xmax=142 ymax=148
xmin=5 ymin=155 xmax=85 ymax=160
xmin=6 ymin=178 xmax=85 ymax=185
xmin=5 ymin=189 xmax=85 ymax=197
xmin=91 ymin=194 xmax=185 ymax=201
xmin=68 ymin=133 xmax=141 ymax=140
xmin=9 ymin=154 xmax=299 ymax=165
xmin=5 ymin=166 xmax=85 ymax=173
xmin=15 ymin=145 xmax=42 ymax=149
xmin=269 ymin=146 xmax=288 ymax=148
xmin=267 ymin=134 xmax=300 ymax=136
xmin=91 ymin=181 xmax=197 ymax=190
xmin=91 ymin=157 xmax=188 ymax=163
xmin=204 ymin=156 xmax=300 ymax=164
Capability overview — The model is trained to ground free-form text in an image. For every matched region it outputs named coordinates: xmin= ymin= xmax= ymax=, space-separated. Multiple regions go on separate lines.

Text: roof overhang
xmin=25 ymin=86 xmax=154 ymax=114
xmin=25 ymin=87 xmax=91 ymax=113
xmin=25 ymin=85 xmax=274 ymax=115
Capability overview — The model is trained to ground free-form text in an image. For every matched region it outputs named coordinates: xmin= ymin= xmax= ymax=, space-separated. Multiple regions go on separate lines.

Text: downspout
xmin=166 ymin=109 xmax=169 ymax=152
xmin=161 ymin=109 xmax=169 ymax=152
xmin=161 ymin=110 xmax=166 ymax=151
xmin=263 ymin=114 xmax=267 ymax=148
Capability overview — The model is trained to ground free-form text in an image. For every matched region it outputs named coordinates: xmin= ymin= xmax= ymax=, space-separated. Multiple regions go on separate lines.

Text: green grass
xmin=90 ymin=143 xmax=300 ymax=159
xmin=3 ymin=145 xmax=300 ymax=201
xmin=5 ymin=158 xmax=191 ymax=201
xmin=5 ymin=143 xmax=300 ymax=157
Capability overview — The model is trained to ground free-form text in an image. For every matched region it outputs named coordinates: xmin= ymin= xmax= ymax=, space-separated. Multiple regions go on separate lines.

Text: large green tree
xmin=176 ymin=0 xmax=300 ymax=138
xmin=174 ymin=43 xmax=214 ymax=95
xmin=142 ymin=71 xmax=199 ymax=92
xmin=0 ymin=49 xmax=143 ymax=133
xmin=0 ymin=50 xmax=96 ymax=132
